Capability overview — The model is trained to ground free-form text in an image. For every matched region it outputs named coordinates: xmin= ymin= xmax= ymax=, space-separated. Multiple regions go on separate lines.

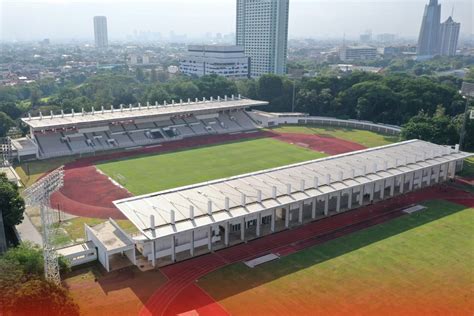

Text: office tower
xmin=93 ymin=16 xmax=108 ymax=49
xmin=180 ymin=45 xmax=250 ymax=79
xmin=236 ymin=0 xmax=289 ymax=77
xmin=439 ymin=16 xmax=460 ymax=56
xmin=340 ymin=46 xmax=377 ymax=62
xmin=417 ymin=0 xmax=441 ymax=57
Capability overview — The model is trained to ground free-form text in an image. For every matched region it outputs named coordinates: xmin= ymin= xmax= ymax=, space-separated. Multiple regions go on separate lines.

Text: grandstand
xmin=21 ymin=95 xmax=266 ymax=159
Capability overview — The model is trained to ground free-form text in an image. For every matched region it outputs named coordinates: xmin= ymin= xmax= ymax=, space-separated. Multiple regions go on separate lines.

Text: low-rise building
xmin=340 ymin=45 xmax=378 ymax=61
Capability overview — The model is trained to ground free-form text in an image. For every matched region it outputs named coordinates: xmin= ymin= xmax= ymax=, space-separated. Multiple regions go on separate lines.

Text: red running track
xmin=140 ymin=185 xmax=473 ymax=316
xmin=49 ymin=131 xmax=366 ymax=219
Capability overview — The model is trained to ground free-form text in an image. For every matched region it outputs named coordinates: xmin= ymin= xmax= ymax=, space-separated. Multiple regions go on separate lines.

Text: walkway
xmin=15 ymin=213 xmax=43 ymax=247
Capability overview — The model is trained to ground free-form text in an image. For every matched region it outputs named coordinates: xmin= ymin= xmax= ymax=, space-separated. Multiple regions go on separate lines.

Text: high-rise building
xmin=93 ymin=16 xmax=108 ymax=49
xmin=417 ymin=0 xmax=441 ymax=57
xmin=180 ymin=45 xmax=250 ymax=79
xmin=439 ymin=16 xmax=460 ymax=56
xmin=236 ymin=0 xmax=289 ymax=77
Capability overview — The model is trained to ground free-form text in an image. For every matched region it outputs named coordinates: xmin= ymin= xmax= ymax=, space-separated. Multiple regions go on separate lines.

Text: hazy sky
xmin=1 ymin=0 xmax=472 ymax=41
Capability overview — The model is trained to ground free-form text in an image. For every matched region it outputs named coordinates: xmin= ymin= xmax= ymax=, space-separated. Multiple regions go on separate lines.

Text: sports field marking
xmin=96 ymin=138 xmax=326 ymax=196
xmin=244 ymin=254 xmax=280 ymax=268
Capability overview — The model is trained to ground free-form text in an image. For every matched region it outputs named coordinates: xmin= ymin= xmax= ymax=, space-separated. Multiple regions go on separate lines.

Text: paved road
xmin=16 ymin=214 xmax=43 ymax=247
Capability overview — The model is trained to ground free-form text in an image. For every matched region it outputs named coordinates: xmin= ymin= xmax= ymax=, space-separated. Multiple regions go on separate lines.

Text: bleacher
xmin=24 ymin=96 xmax=268 ymax=159
xmin=32 ymin=110 xmax=260 ymax=158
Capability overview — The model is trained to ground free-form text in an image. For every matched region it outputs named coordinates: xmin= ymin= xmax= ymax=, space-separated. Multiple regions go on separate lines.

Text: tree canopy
xmin=0 ymin=173 xmax=25 ymax=227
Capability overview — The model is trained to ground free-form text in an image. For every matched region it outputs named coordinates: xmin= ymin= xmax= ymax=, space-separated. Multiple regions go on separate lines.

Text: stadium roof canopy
xmin=21 ymin=96 xmax=267 ymax=129
xmin=114 ymin=140 xmax=472 ymax=240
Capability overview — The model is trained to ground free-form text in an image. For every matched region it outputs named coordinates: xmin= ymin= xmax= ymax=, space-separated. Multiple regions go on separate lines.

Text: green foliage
xmin=0 ymin=243 xmax=77 ymax=316
xmin=401 ymin=106 xmax=459 ymax=145
xmin=0 ymin=111 xmax=15 ymax=137
xmin=0 ymin=173 xmax=25 ymax=226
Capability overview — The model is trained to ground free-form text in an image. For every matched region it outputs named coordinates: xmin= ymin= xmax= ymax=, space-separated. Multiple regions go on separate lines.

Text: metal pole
xmin=291 ymin=79 xmax=296 ymax=113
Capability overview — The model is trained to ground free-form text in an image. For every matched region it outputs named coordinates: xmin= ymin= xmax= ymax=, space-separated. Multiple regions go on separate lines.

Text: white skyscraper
xmin=93 ymin=16 xmax=108 ymax=49
xmin=236 ymin=0 xmax=289 ymax=77
xmin=439 ymin=16 xmax=460 ymax=56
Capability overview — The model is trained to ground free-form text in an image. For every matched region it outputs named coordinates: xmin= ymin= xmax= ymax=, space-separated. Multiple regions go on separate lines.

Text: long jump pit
xmin=49 ymin=131 xmax=366 ymax=220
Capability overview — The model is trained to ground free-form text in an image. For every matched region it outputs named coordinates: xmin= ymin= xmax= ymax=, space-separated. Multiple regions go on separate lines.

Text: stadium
xmin=9 ymin=95 xmax=473 ymax=315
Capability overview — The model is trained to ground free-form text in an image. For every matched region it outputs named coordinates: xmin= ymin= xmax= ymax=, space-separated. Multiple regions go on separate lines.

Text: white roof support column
xmin=190 ymin=230 xmax=194 ymax=257
xmin=271 ymin=209 xmax=276 ymax=233
xmin=272 ymin=186 xmax=277 ymax=199
xmin=207 ymin=226 xmax=212 ymax=251
xmin=224 ymin=222 xmax=230 ymax=246
xmin=241 ymin=217 xmax=245 ymax=240
xmin=324 ymin=194 xmax=329 ymax=216
xmin=257 ymin=190 xmax=262 ymax=203
xmin=286 ymin=184 xmax=292 ymax=195
xmin=380 ymin=179 xmax=385 ymax=200
xmin=369 ymin=182 xmax=375 ymax=202
xmin=285 ymin=207 xmax=290 ymax=228
xmin=256 ymin=213 xmax=261 ymax=237
xmin=225 ymin=197 xmax=230 ymax=211
xmin=390 ymin=177 xmax=395 ymax=197
xmin=400 ymin=174 xmax=405 ymax=194
xmin=298 ymin=203 xmax=303 ymax=223
xmin=241 ymin=193 xmax=246 ymax=206
xmin=348 ymin=188 xmax=353 ymax=209
xmin=171 ymin=236 xmax=176 ymax=262
xmin=151 ymin=240 xmax=156 ymax=267
xmin=336 ymin=191 xmax=342 ymax=213
xmin=409 ymin=172 xmax=415 ymax=191
xmin=311 ymin=197 xmax=317 ymax=219
xmin=359 ymin=185 xmax=365 ymax=206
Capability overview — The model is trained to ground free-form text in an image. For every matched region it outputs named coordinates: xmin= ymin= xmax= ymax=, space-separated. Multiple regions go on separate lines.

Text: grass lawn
xmin=199 ymin=200 xmax=474 ymax=315
xmin=96 ymin=138 xmax=326 ymax=195
xmin=271 ymin=125 xmax=400 ymax=148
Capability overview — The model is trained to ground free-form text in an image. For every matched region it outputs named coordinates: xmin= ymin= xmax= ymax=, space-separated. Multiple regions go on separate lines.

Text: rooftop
xmin=88 ymin=220 xmax=133 ymax=252
xmin=21 ymin=96 xmax=267 ymax=130
xmin=114 ymin=140 xmax=472 ymax=240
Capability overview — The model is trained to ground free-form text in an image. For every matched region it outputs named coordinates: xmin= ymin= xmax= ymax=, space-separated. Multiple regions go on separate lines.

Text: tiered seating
xmin=232 ymin=111 xmax=258 ymax=130
xmin=34 ymin=110 xmax=260 ymax=159
xmin=218 ymin=113 xmax=242 ymax=131
xmin=35 ymin=133 xmax=72 ymax=157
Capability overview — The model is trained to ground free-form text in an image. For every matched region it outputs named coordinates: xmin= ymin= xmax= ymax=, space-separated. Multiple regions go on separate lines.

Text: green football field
xmin=199 ymin=200 xmax=474 ymax=315
xmin=96 ymin=138 xmax=326 ymax=195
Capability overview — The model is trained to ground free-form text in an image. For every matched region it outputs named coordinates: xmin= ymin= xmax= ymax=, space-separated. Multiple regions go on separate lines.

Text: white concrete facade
xmin=180 ymin=45 xmax=250 ymax=79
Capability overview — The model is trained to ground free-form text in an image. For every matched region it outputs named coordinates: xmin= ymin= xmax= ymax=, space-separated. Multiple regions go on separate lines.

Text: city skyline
xmin=1 ymin=0 xmax=472 ymax=42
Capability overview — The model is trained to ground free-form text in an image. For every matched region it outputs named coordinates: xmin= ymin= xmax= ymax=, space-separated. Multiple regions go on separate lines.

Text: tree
xmin=0 ymin=112 xmax=14 ymax=137
xmin=0 ymin=101 xmax=23 ymax=120
xmin=0 ymin=173 xmax=25 ymax=227
xmin=401 ymin=107 xmax=458 ymax=145
xmin=0 ymin=243 xmax=78 ymax=316
xmin=196 ymin=75 xmax=238 ymax=98
xmin=258 ymin=74 xmax=283 ymax=101
xmin=135 ymin=67 xmax=145 ymax=83
xmin=150 ymin=68 xmax=158 ymax=83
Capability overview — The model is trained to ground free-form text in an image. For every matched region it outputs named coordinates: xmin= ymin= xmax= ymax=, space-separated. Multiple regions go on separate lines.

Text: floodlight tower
xmin=24 ymin=167 xmax=64 ymax=285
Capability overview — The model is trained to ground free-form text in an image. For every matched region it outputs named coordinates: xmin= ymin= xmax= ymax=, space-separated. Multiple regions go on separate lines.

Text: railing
xmin=299 ymin=116 xmax=401 ymax=135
